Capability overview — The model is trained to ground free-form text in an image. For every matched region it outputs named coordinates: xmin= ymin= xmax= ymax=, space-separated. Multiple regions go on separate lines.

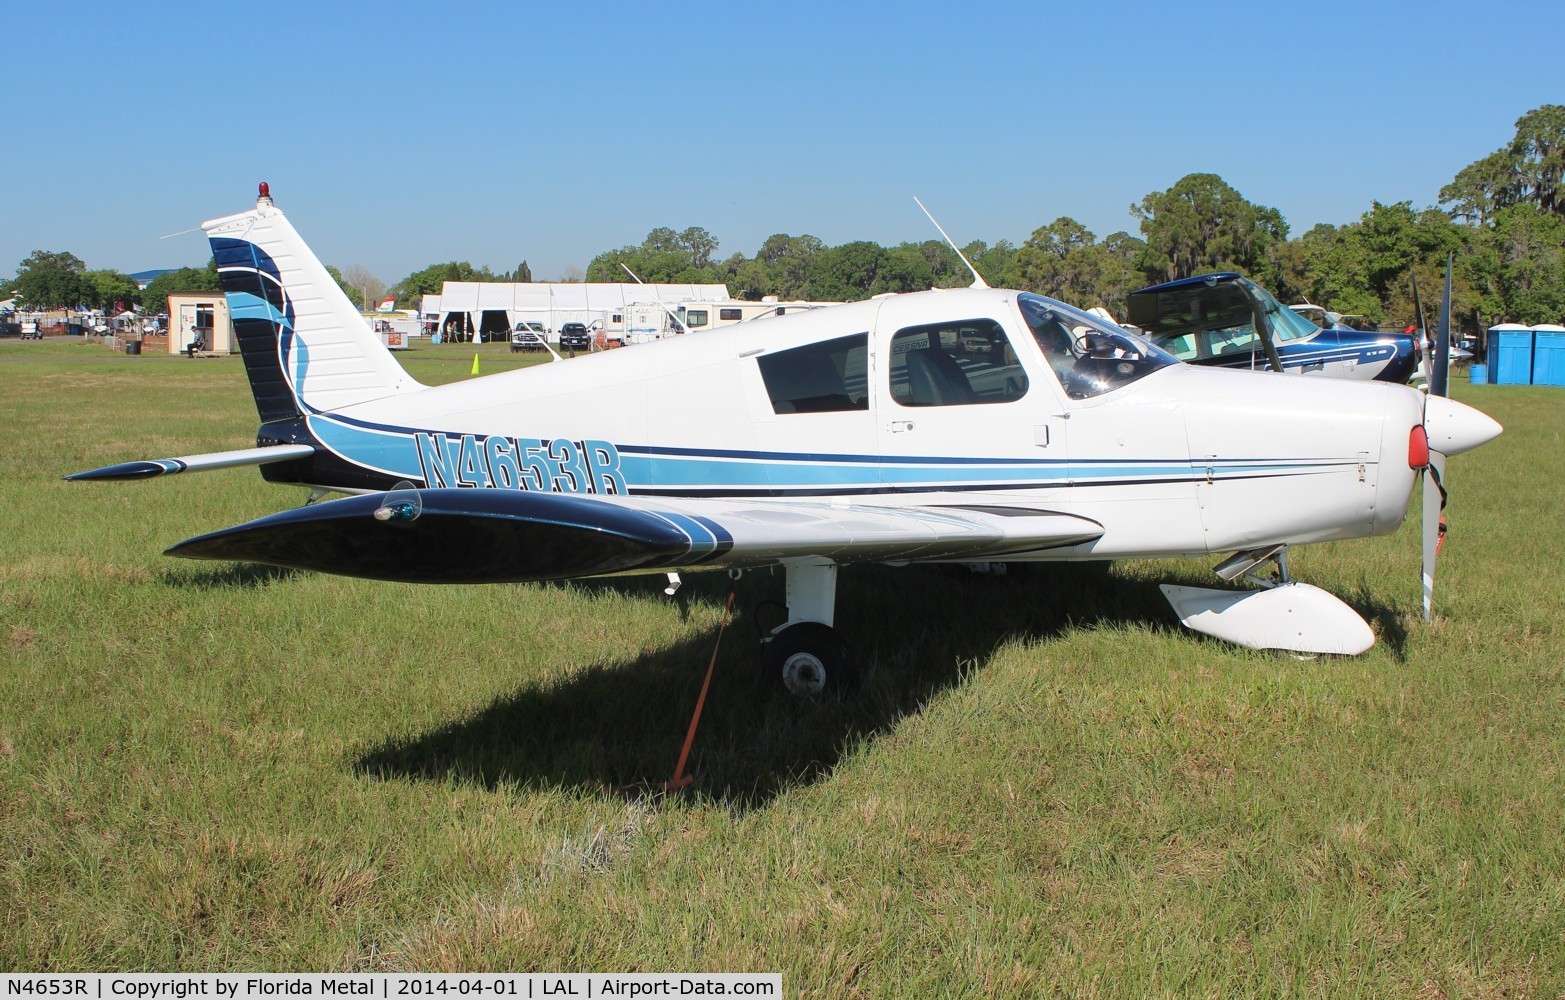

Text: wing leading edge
xmin=166 ymin=489 xmax=1104 ymax=584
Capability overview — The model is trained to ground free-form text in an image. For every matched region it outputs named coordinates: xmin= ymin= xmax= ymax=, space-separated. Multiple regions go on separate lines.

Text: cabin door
xmin=871 ymin=295 xmax=1067 ymax=501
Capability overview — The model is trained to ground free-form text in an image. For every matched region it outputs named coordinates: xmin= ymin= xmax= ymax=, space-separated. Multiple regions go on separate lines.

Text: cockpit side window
xmin=1018 ymin=293 xmax=1176 ymax=400
xmin=757 ymin=333 xmax=869 ymax=414
xmin=888 ymin=319 xmax=1028 ymax=407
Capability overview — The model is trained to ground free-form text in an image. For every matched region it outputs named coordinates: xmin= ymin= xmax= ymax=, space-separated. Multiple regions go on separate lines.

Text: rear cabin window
xmin=757 ymin=333 xmax=869 ymax=414
xmin=888 ymin=319 xmax=1027 ymax=407
xmin=720 ymin=308 xmax=743 ymax=321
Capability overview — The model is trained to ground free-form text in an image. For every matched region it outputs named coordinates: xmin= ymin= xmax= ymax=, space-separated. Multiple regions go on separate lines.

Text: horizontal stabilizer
xmin=1160 ymin=582 xmax=1374 ymax=655
xmin=167 ymin=489 xmax=1104 ymax=584
xmin=67 ymin=444 xmax=316 ymax=481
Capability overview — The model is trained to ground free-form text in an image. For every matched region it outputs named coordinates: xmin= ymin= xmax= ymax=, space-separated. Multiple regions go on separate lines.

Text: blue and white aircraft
xmin=71 ymin=187 xmax=1500 ymax=693
xmin=1126 ymin=273 xmax=1420 ymax=383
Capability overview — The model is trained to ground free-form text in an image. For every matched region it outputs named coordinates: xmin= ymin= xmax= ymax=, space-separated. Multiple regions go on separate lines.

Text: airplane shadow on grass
xmin=1340 ymin=584 xmax=1411 ymax=661
xmin=350 ymin=561 xmax=1254 ymax=812
xmin=159 ymin=563 xmax=301 ymax=589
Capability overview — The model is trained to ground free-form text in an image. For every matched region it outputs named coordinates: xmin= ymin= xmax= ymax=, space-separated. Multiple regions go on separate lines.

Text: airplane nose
xmin=1424 ymin=395 xmax=1502 ymax=456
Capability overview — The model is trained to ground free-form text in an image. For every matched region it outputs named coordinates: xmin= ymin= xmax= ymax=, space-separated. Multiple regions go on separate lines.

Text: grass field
xmin=0 ymin=335 xmax=553 ymax=371
xmin=1 ymin=349 xmax=1561 ymax=993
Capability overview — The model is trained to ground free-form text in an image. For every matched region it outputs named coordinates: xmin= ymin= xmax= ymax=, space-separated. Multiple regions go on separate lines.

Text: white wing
xmin=167 ymin=489 xmax=1104 ymax=583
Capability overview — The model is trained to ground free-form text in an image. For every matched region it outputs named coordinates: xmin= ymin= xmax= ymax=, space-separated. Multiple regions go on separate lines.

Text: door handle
xmin=889 ymin=420 xmax=915 ymax=433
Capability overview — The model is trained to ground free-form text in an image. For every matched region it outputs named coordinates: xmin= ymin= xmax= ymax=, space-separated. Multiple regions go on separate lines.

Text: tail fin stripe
xmin=213 ymin=237 xmax=303 ymax=424
xmin=218 ymin=268 xmax=287 ymax=312
xmin=211 ymin=237 xmax=280 ymax=280
xmin=227 ymin=291 xmax=289 ymax=327
xmin=229 ymin=316 xmax=302 ymax=422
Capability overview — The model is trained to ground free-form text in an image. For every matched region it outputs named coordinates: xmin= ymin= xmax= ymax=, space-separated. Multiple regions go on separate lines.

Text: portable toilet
xmin=1489 ymin=323 xmax=1534 ymax=384
xmin=1531 ymin=324 xmax=1565 ymax=387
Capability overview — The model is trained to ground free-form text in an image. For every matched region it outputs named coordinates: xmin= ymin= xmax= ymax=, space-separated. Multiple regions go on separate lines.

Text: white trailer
xmin=619 ymin=299 xmax=831 ymax=343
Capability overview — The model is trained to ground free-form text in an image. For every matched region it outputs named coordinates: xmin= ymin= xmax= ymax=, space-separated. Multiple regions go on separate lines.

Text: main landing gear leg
xmin=763 ymin=559 xmax=859 ymax=696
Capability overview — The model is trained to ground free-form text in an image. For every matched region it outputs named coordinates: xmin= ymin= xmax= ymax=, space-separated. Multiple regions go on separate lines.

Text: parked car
xmin=510 ymin=322 xmax=548 ymax=352
xmin=559 ymin=322 xmax=592 ymax=351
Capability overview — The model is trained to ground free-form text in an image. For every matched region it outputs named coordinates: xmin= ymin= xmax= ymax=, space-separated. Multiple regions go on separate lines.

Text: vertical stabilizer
xmin=202 ymin=186 xmax=421 ymax=421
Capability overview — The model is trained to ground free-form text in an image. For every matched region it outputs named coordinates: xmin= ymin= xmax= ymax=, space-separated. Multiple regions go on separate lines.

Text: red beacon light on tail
xmin=257 ymin=181 xmax=273 ymax=207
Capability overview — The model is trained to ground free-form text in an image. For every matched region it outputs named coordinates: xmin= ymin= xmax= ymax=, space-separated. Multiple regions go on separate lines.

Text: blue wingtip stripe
xmin=690 ymin=516 xmax=735 ymax=563
xmin=656 ymin=512 xmax=718 ymax=557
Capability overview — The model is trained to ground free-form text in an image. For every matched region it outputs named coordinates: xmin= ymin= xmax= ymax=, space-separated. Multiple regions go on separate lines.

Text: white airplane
xmin=72 ymin=186 xmax=1502 ymax=693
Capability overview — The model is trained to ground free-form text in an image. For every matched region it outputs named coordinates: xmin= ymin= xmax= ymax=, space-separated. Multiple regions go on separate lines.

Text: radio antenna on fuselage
xmin=914 ymin=196 xmax=988 ymax=289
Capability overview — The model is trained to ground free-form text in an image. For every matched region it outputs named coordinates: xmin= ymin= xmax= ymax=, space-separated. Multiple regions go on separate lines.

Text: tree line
xmin=8 ymin=106 xmax=1560 ymax=336
xmin=2 ymin=253 xmax=389 ymax=316
xmin=569 ymin=106 xmax=1562 ymax=334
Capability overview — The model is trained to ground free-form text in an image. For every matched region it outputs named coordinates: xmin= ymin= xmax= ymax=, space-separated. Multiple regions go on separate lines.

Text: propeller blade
xmin=1411 ymin=272 xmax=1432 ymax=387
xmin=1416 ymin=252 xmax=1495 ymax=622
xmin=1432 ymin=252 xmax=1453 ymax=398
xmin=1421 ymin=453 xmax=1447 ymax=622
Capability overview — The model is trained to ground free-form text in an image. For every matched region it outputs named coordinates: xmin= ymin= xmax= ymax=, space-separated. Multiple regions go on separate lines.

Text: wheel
xmin=762 ymin=621 xmax=858 ymax=696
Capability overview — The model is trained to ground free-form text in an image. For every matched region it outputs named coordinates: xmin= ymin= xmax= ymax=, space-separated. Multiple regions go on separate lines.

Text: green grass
xmin=1 ymin=351 xmax=1562 ymax=994
xmin=0 ymin=335 xmax=555 ymax=373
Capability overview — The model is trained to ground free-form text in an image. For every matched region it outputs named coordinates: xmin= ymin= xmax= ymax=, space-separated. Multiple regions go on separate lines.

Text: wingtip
xmin=66 ymin=461 xmax=172 ymax=481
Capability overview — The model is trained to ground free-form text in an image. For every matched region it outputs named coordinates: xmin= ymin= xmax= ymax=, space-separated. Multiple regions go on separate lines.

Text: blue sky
xmin=4 ymin=0 xmax=1562 ymax=285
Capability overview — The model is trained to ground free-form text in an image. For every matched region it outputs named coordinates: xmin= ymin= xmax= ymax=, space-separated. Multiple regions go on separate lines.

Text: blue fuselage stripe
xmin=298 ymin=415 xmax=1357 ymax=495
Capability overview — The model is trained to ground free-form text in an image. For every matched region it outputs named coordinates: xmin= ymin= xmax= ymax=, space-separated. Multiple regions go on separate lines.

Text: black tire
xmin=762 ymin=622 xmax=858 ymax=696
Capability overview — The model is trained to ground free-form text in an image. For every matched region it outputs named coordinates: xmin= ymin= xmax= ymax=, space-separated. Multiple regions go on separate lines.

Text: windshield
xmin=1251 ymin=280 xmax=1315 ymax=342
xmin=1016 ymin=293 xmax=1177 ymax=399
xmin=1127 ymin=276 xmax=1316 ymax=362
xmin=1289 ymin=305 xmax=1330 ymax=328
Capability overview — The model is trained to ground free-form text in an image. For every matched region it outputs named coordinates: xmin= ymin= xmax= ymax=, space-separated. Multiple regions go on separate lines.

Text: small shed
xmin=1531 ymin=324 xmax=1565 ymax=387
xmin=1488 ymin=323 xmax=1534 ymax=385
xmin=165 ymin=291 xmax=233 ymax=355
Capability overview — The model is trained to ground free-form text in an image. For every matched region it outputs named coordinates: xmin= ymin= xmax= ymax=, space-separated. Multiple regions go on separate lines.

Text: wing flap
xmin=166 ymin=489 xmax=1103 ymax=584
xmin=67 ymin=444 xmax=316 ymax=481
xmin=619 ymin=495 xmax=1103 ymax=566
